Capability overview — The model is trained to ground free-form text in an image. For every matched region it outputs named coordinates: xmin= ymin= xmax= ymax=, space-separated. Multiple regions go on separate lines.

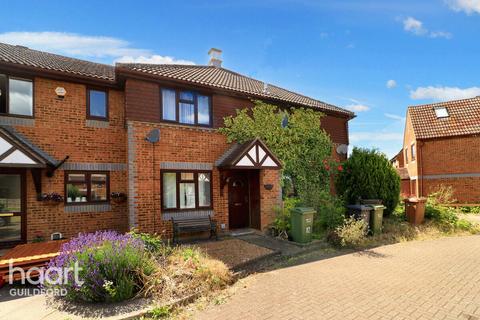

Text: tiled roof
xmin=117 ymin=63 xmax=354 ymax=117
xmin=408 ymin=97 xmax=480 ymax=139
xmin=0 ymin=42 xmax=115 ymax=81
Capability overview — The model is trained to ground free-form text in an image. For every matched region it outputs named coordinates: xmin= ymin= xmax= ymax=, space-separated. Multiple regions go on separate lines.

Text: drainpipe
xmin=418 ymin=140 xmax=424 ymax=197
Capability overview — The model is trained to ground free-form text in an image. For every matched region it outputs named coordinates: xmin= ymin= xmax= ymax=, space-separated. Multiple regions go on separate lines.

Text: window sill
xmin=86 ymin=119 xmax=110 ymax=128
xmin=162 ymin=209 xmax=214 ymax=221
xmin=158 ymin=121 xmax=215 ymax=132
xmin=64 ymin=203 xmax=112 ymax=213
xmin=0 ymin=115 xmax=35 ymax=127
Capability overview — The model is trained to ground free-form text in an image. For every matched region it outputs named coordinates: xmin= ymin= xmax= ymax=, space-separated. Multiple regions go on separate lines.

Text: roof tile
xmin=117 ymin=63 xmax=353 ymax=116
xmin=0 ymin=42 xmax=115 ymax=81
xmin=408 ymin=97 xmax=480 ymax=139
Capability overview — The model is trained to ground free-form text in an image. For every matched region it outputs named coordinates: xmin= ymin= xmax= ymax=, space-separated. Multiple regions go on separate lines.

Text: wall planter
xmin=39 ymin=193 xmax=64 ymax=204
xmin=111 ymin=192 xmax=127 ymax=203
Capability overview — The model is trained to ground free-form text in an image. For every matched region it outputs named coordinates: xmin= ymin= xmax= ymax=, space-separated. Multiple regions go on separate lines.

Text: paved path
xmin=194 ymin=235 xmax=480 ymax=320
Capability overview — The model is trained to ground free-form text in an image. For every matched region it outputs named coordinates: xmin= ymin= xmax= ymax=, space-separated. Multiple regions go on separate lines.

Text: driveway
xmin=193 ymin=235 xmax=480 ymax=320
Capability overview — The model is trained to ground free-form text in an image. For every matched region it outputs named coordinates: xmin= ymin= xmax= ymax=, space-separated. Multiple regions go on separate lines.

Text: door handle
xmin=0 ymin=213 xmax=14 ymax=217
xmin=234 ymin=203 xmax=242 ymax=206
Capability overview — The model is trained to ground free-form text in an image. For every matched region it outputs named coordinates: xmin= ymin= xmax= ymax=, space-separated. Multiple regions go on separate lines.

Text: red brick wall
xmin=124 ymin=79 xmax=350 ymax=145
xmin=10 ymin=77 xmax=128 ymax=241
xmin=128 ymin=121 xmax=282 ymax=237
xmin=423 ymin=178 xmax=480 ymax=204
xmin=260 ymin=169 xmax=281 ymax=230
xmin=421 ymin=135 xmax=480 ymax=175
xmin=419 ymin=135 xmax=480 ymax=203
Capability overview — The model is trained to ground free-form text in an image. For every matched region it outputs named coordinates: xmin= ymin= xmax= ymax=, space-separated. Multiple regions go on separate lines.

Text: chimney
xmin=208 ymin=48 xmax=222 ymax=67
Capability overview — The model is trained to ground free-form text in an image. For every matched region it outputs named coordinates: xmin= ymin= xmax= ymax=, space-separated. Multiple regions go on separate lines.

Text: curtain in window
xmin=179 ymin=103 xmax=195 ymax=124
xmin=180 ymin=182 xmax=195 ymax=208
xmin=162 ymin=173 xmax=177 ymax=208
xmin=197 ymin=95 xmax=210 ymax=125
xmin=198 ymin=173 xmax=211 ymax=207
xmin=162 ymin=89 xmax=176 ymax=121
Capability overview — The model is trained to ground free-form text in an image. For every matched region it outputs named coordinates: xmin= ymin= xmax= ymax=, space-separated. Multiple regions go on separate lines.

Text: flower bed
xmin=45 ymin=231 xmax=154 ymax=302
xmin=44 ymin=230 xmax=233 ymax=306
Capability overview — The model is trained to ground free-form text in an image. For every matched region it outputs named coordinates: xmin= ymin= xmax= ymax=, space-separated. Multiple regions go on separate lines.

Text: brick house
xmin=0 ymin=43 xmax=353 ymax=248
xmin=396 ymin=97 xmax=480 ymax=203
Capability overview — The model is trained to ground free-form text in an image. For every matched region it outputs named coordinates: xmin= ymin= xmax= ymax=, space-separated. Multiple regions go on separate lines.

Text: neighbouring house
xmin=395 ymin=96 xmax=480 ymax=203
xmin=391 ymin=149 xmax=410 ymax=198
xmin=0 ymin=43 xmax=354 ymax=248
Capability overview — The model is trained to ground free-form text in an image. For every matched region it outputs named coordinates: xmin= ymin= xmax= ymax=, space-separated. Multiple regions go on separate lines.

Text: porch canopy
xmin=216 ymin=138 xmax=282 ymax=169
xmin=0 ymin=126 xmax=57 ymax=168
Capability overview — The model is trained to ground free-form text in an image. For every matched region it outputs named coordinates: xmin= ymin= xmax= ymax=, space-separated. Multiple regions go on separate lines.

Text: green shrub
xmin=335 ymin=147 xmax=400 ymax=215
xmin=300 ymin=189 xmax=345 ymax=232
xmin=271 ymin=197 xmax=301 ymax=238
xmin=129 ymin=229 xmax=171 ymax=254
xmin=329 ymin=216 xmax=368 ymax=248
xmin=460 ymin=206 xmax=480 ymax=215
xmin=149 ymin=306 xmax=171 ymax=319
xmin=425 ymin=186 xmax=458 ymax=229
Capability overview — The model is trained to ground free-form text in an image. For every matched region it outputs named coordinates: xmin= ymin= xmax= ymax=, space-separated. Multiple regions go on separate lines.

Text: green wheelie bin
xmin=290 ymin=207 xmax=315 ymax=243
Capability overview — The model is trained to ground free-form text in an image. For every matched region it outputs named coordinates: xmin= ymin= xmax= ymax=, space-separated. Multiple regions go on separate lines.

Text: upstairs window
xmin=405 ymin=148 xmax=409 ymax=163
xmin=0 ymin=75 xmax=33 ymax=117
xmin=411 ymin=143 xmax=416 ymax=161
xmin=161 ymin=88 xmax=211 ymax=126
xmin=87 ymin=89 xmax=108 ymax=120
xmin=161 ymin=170 xmax=212 ymax=211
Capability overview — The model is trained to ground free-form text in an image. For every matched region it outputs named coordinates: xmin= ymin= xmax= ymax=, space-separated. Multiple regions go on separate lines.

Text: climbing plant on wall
xmin=219 ymin=100 xmax=334 ymax=197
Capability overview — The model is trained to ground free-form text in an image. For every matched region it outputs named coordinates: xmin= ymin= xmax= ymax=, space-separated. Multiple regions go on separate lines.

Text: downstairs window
xmin=161 ymin=171 xmax=212 ymax=211
xmin=65 ymin=172 xmax=109 ymax=204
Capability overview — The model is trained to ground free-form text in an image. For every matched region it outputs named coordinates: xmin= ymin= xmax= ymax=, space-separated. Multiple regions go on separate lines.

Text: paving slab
xmin=193 ymin=235 xmax=480 ymax=320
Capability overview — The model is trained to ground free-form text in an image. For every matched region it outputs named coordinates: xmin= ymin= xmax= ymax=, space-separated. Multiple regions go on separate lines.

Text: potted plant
xmin=67 ymin=185 xmax=81 ymax=203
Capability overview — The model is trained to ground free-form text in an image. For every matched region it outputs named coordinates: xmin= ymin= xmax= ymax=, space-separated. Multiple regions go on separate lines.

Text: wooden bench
xmin=171 ymin=216 xmax=218 ymax=244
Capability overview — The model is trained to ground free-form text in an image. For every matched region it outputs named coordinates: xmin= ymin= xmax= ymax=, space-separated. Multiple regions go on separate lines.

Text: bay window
xmin=161 ymin=88 xmax=211 ymax=126
xmin=161 ymin=170 xmax=212 ymax=211
xmin=0 ymin=75 xmax=33 ymax=116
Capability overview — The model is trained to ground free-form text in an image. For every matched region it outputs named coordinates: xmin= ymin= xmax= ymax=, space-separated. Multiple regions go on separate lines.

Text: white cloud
xmin=446 ymin=0 xmax=480 ymax=14
xmin=403 ymin=17 xmax=427 ymax=35
xmin=386 ymin=80 xmax=397 ymax=89
xmin=384 ymin=113 xmax=405 ymax=122
xmin=0 ymin=31 xmax=195 ymax=65
xmin=115 ymin=55 xmax=195 ymax=65
xmin=402 ymin=17 xmax=452 ymax=39
xmin=345 ymin=104 xmax=370 ymax=112
xmin=410 ymin=86 xmax=480 ymax=101
xmin=429 ymin=31 xmax=453 ymax=39
xmin=343 ymin=98 xmax=370 ymax=112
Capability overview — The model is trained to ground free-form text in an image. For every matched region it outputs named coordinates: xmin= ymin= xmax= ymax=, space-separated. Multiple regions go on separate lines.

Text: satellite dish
xmin=336 ymin=144 xmax=348 ymax=155
xmin=145 ymin=129 xmax=160 ymax=143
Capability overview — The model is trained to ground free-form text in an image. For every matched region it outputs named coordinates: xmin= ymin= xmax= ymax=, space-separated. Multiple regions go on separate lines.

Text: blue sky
xmin=2 ymin=0 xmax=480 ymax=157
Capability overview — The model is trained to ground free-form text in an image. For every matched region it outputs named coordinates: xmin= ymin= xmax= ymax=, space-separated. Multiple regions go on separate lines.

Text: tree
xmin=219 ymin=100 xmax=334 ymax=196
xmin=335 ymin=147 xmax=400 ymax=214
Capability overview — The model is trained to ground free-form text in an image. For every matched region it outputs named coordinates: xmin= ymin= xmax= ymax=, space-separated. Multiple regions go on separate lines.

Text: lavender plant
xmin=45 ymin=230 xmax=155 ymax=303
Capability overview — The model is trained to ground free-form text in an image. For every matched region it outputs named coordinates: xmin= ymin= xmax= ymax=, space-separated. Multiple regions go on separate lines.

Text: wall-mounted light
xmin=264 ymin=184 xmax=273 ymax=190
xmin=55 ymin=87 xmax=67 ymax=99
